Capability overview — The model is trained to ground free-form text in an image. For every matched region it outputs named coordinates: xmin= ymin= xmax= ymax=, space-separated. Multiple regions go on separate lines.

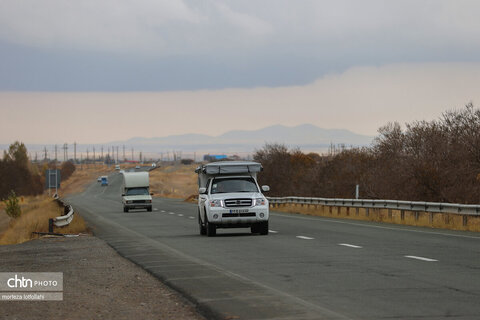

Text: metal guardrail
xmin=267 ymin=196 xmax=480 ymax=216
xmin=53 ymin=204 xmax=74 ymax=227
xmin=49 ymin=196 xmax=75 ymax=232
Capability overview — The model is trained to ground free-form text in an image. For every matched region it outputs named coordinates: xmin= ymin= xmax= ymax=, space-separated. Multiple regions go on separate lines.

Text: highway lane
xmin=67 ymin=171 xmax=480 ymax=319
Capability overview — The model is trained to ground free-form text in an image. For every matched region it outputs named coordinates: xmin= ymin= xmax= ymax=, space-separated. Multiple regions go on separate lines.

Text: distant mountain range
xmin=107 ymin=124 xmax=373 ymax=153
xmin=2 ymin=124 xmax=374 ymax=158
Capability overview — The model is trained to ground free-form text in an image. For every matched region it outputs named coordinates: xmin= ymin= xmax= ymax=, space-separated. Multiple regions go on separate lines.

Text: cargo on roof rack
xmin=195 ymin=161 xmax=262 ymax=175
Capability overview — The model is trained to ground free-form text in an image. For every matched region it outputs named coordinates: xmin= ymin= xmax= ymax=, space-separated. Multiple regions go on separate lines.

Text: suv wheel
xmin=259 ymin=221 xmax=269 ymax=235
xmin=205 ymin=216 xmax=216 ymax=237
xmin=199 ymin=210 xmax=206 ymax=235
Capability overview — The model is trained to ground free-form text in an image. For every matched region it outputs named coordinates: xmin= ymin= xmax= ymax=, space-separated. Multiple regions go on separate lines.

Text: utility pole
xmin=101 ymin=146 xmax=104 ymax=165
xmin=43 ymin=146 xmax=48 ymax=162
xmin=86 ymin=148 xmax=89 ymax=164
xmin=74 ymin=142 xmax=77 ymax=164
xmin=54 ymin=144 xmax=58 ymax=164
xmin=93 ymin=146 xmax=96 ymax=166
xmin=123 ymin=145 xmax=125 ymax=162
xmin=116 ymin=146 xmax=119 ymax=164
xmin=62 ymin=143 xmax=68 ymax=162
xmin=131 ymin=148 xmax=134 ymax=162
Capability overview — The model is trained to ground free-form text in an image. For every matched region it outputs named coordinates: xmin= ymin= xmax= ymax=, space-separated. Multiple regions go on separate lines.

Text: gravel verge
xmin=0 ymin=235 xmax=205 ymax=320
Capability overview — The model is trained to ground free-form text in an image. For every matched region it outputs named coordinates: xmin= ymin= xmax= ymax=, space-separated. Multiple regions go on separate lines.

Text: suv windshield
xmin=126 ymin=187 xmax=149 ymax=196
xmin=211 ymin=177 xmax=258 ymax=194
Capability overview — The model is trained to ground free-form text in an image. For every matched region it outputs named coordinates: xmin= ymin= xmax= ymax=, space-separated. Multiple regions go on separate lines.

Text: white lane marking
xmin=269 ymin=230 xmax=278 ymax=233
xmin=153 ymin=208 xmax=159 ymax=211
xmin=270 ymin=212 xmax=480 ymax=240
xmin=405 ymin=255 xmax=438 ymax=262
xmin=296 ymin=236 xmax=314 ymax=240
xmin=178 ymin=214 xmax=184 ymax=217
xmin=339 ymin=243 xmax=362 ymax=249
xmin=160 ymin=210 xmax=165 ymax=213
xmin=189 ymin=216 xmax=195 ymax=219
xmin=169 ymin=212 xmax=175 ymax=215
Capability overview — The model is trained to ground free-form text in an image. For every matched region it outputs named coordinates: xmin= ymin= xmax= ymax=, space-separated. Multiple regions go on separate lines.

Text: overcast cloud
xmin=1 ymin=0 xmax=480 ymax=90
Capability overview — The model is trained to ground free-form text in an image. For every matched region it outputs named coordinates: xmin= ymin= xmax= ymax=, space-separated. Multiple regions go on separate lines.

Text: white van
xmin=195 ymin=161 xmax=270 ymax=237
xmin=121 ymin=172 xmax=152 ymax=212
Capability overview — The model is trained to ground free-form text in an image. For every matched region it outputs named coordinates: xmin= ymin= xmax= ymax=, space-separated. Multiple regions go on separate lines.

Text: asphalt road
xmin=66 ymin=170 xmax=480 ymax=319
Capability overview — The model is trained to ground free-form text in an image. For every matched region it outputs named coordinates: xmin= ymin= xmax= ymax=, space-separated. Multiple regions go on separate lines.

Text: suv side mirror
xmin=198 ymin=187 xmax=207 ymax=194
xmin=150 ymin=192 xmax=154 ymax=196
xmin=122 ymin=193 xmax=125 ymax=196
xmin=261 ymin=185 xmax=270 ymax=192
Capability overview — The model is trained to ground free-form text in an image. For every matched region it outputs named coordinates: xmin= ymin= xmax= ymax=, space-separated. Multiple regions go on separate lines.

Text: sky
xmin=1 ymin=0 xmax=480 ymax=144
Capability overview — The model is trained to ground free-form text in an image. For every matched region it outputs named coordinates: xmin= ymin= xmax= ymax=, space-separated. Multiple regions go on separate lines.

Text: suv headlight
xmin=209 ymin=199 xmax=223 ymax=207
xmin=255 ymin=198 xmax=266 ymax=206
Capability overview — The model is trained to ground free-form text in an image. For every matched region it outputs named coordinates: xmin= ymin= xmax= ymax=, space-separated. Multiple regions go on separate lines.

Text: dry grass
xmin=272 ymin=203 xmax=480 ymax=232
xmin=0 ymin=194 xmax=89 ymax=245
xmin=149 ymin=164 xmax=198 ymax=199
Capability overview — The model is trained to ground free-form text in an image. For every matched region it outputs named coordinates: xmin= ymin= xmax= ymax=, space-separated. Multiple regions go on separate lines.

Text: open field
xmin=149 ymin=164 xmax=197 ymax=199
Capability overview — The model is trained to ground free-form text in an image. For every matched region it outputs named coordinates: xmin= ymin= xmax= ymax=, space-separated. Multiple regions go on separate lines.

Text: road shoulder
xmin=0 ymin=235 xmax=205 ymax=320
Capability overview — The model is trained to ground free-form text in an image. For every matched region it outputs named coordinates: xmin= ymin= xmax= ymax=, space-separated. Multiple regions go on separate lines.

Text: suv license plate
xmin=230 ymin=209 xmax=249 ymax=214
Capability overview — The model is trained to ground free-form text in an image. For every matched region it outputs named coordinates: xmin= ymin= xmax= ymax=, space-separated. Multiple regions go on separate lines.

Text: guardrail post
xmin=401 ymin=210 xmax=405 ymax=221
xmin=366 ymin=208 xmax=369 ymax=217
xmin=346 ymin=207 xmax=350 ymax=216
xmin=48 ymin=218 xmax=54 ymax=233
xmin=415 ymin=211 xmax=419 ymax=221
xmin=429 ymin=212 xmax=434 ymax=224
xmin=463 ymin=215 xmax=468 ymax=226
xmin=355 ymin=207 xmax=359 ymax=216
xmin=388 ymin=209 xmax=392 ymax=219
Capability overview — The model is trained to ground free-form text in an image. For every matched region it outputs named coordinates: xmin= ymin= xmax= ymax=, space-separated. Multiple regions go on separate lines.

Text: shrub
xmin=4 ymin=190 xmax=21 ymax=219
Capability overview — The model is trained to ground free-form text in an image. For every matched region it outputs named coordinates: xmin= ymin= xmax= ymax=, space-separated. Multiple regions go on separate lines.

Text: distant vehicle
xmin=101 ymin=176 xmax=108 ymax=186
xmin=122 ymin=172 xmax=152 ymax=212
xmin=97 ymin=177 xmax=102 ymax=182
xmin=115 ymin=164 xmax=120 ymax=170
xmin=135 ymin=165 xmax=140 ymax=169
xmin=151 ymin=163 xmax=157 ymax=167
xmin=195 ymin=161 xmax=270 ymax=237
xmin=119 ymin=170 xmax=125 ymax=174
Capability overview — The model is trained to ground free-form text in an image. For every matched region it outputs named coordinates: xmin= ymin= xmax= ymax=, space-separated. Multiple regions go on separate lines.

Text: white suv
xmin=196 ymin=162 xmax=270 ymax=237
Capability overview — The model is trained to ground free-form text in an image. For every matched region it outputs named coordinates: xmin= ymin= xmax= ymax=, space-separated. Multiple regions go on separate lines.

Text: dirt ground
xmin=0 ymin=235 xmax=205 ymax=320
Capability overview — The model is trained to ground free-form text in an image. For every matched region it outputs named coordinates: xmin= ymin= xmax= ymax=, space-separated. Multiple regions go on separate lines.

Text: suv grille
xmin=224 ymin=198 xmax=252 ymax=207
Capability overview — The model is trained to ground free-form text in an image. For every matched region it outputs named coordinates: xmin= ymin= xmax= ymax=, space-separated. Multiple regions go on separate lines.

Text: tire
xmin=199 ymin=210 xmax=206 ymax=235
xmin=147 ymin=206 xmax=152 ymax=212
xmin=205 ymin=216 xmax=216 ymax=237
xmin=259 ymin=221 xmax=269 ymax=235
xmin=251 ymin=224 xmax=260 ymax=234
xmin=123 ymin=206 xmax=128 ymax=213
